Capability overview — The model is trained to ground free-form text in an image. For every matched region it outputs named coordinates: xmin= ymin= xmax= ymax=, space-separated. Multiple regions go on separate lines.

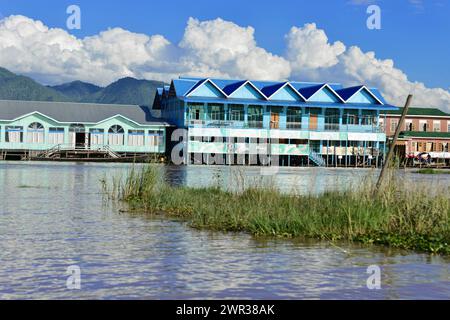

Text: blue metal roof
xmin=251 ymin=80 xmax=280 ymax=92
xmin=185 ymin=78 xmax=208 ymax=96
xmin=335 ymin=86 xmax=364 ymax=101
xmin=328 ymin=83 xmax=344 ymax=91
xmin=297 ymin=84 xmax=325 ymax=100
xmin=210 ymin=79 xmax=241 ymax=90
xmin=159 ymin=77 xmax=398 ymax=110
xmin=222 ymin=80 xmax=247 ymax=95
xmin=260 ymin=82 xmax=286 ymax=97
xmin=369 ymin=88 xmax=388 ymax=105
xmin=172 ymin=79 xmax=198 ymax=97
xmin=290 ymin=82 xmax=322 ymax=90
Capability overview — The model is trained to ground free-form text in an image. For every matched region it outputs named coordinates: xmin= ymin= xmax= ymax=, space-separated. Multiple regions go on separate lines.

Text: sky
xmin=0 ymin=0 xmax=449 ymax=109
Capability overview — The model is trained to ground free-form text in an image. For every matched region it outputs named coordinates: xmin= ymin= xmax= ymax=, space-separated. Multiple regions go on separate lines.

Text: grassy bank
xmin=104 ymin=166 xmax=450 ymax=255
xmin=416 ymin=168 xmax=450 ymax=175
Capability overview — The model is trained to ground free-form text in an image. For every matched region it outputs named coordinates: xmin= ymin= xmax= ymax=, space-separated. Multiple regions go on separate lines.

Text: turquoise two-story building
xmin=156 ymin=77 xmax=398 ymax=166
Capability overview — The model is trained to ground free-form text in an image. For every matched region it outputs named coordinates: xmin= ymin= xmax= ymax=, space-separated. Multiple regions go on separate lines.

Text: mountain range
xmin=0 ymin=67 xmax=166 ymax=107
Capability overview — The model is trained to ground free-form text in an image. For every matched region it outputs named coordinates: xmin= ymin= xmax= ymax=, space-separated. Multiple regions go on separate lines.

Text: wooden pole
xmin=376 ymin=94 xmax=413 ymax=190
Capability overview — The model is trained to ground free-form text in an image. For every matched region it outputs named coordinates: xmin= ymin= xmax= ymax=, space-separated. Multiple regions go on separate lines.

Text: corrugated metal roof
xmin=399 ymin=131 xmax=450 ymax=138
xmin=222 ymin=80 xmax=247 ymax=95
xmin=335 ymin=86 xmax=364 ymax=101
xmin=172 ymin=79 xmax=197 ymax=97
xmin=0 ymin=100 xmax=170 ymax=126
xmin=368 ymin=88 xmax=388 ymax=105
xmin=160 ymin=77 xmax=398 ymax=109
xmin=260 ymin=82 xmax=286 ymax=97
xmin=384 ymin=107 xmax=450 ymax=117
xmin=296 ymin=84 xmax=325 ymax=100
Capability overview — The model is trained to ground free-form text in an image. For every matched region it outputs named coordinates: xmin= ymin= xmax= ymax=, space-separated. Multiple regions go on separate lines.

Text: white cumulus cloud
xmin=0 ymin=14 xmax=449 ymax=111
xmin=179 ymin=18 xmax=291 ymax=80
xmin=285 ymin=23 xmax=450 ymax=111
xmin=0 ymin=15 xmax=290 ymax=86
xmin=286 ymin=23 xmax=346 ymax=70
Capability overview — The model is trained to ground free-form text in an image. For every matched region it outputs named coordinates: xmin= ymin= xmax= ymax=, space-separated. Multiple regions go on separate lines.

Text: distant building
xmin=156 ymin=77 xmax=398 ymax=166
xmin=0 ymin=100 xmax=169 ymax=160
xmin=382 ymin=107 xmax=450 ymax=161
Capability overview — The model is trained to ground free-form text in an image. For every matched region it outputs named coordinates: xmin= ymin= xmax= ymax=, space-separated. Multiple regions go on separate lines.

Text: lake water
xmin=0 ymin=162 xmax=449 ymax=299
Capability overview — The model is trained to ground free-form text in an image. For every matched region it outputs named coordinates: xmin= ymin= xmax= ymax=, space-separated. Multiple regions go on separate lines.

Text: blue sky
xmin=0 ymin=0 xmax=449 ymax=110
xmin=1 ymin=0 xmax=448 ymax=88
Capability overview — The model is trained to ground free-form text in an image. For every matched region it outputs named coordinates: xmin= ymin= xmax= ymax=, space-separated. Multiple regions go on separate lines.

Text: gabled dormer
xmin=225 ymin=81 xmax=266 ymax=100
xmin=185 ymin=79 xmax=227 ymax=98
xmin=264 ymin=82 xmax=305 ymax=102
xmin=337 ymin=86 xmax=383 ymax=104
xmin=298 ymin=84 xmax=344 ymax=103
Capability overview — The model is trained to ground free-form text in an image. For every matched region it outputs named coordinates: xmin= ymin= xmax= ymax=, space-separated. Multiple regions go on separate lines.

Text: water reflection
xmin=0 ymin=162 xmax=448 ymax=299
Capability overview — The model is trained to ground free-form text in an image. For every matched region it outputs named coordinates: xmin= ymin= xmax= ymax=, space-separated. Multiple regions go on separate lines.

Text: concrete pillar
xmin=302 ymin=107 xmax=308 ymax=129
xmin=244 ymin=105 xmax=248 ymax=126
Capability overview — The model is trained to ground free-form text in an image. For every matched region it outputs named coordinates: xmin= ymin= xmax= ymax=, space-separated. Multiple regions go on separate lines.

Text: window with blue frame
xmin=5 ymin=126 xmax=23 ymax=143
xmin=228 ymin=104 xmax=244 ymax=122
xmin=49 ymin=127 xmax=65 ymax=145
xmin=148 ymin=130 xmax=164 ymax=147
xmin=89 ymin=128 xmax=104 ymax=145
xmin=287 ymin=108 xmax=302 ymax=129
xmin=207 ymin=103 xmax=225 ymax=121
xmin=361 ymin=110 xmax=377 ymax=125
xmin=188 ymin=102 xmax=204 ymax=121
xmin=108 ymin=125 xmax=125 ymax=146
xmin=27 ymin=122 xmax=45 ymax=144
xmin=128 ymin=130 xmax=145 ymax=146
xmin=343 ymin=109 xmax=359 ymax=125
xmin=248 ymin=105 xmax=263 ymax=128
xmin=324 ymin=109 xmax=340 ymax=130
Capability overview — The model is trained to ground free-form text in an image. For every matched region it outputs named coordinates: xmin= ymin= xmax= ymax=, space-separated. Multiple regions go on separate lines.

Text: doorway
xmin=309 ymin=108 xmax=321 ymax=130
xmin=70 ymin=123 xmax=87 ymax=149
xmin=309 ymin=114 xmax=318 ymax=130
xmin=75 ymin=132 xmax=88 ymax=149
xmin=270 ymin=113 xmax=280 ymax=129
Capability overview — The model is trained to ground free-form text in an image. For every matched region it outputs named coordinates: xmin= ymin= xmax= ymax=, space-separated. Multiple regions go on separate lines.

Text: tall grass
xmin=107 ymin=165 xmax=450 ymax=255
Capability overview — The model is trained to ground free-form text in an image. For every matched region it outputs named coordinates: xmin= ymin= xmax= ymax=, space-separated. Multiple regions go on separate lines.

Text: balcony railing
xmin=286 ymin=122 xmax=302 ymax=129
xmin=247 ymin=121 xmax=264 ymax=129
xmin=187 ymin=120 xmax=383 ymax=133
xmin=189 ymin=120 xmax=263 ymax=129
xmin=324 ymin=123 xmax=340 ymax=131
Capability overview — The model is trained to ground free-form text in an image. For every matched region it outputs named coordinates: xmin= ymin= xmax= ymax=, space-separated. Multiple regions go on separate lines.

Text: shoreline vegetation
xmin=415 ymin=168 xmax=450 ymax=175
xmin=103 ymin=166 xmax=450 ymax=255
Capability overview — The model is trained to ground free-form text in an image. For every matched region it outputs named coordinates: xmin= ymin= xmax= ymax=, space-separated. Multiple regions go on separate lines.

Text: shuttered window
xmin=49 ymin=127 xmax=65 ymax=145
xmin=128 ymin=130 xmax=145 ymax=146
xmin=90 ymin=129 xmax=104 ymax=145
xmin=148 ymin=130 xmax=163 ymax=146
xmin=108 ymin=125 xmax=124 ymax=146
xmin=5 ymin=126 xmax=24 ymax=143
xmin=27 ymin=123 xmax=45 ymax=144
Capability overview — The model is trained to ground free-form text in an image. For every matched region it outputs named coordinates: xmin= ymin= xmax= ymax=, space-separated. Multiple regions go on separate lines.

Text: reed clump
xmin=110 ymin=166 xmax=450 ymax=255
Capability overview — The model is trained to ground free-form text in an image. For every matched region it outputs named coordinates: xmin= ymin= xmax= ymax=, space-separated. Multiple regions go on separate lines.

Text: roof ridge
xmin=0 ymin=99 xmax=140 ymax=107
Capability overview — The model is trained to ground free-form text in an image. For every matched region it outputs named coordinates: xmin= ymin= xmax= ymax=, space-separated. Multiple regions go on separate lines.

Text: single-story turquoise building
xmin=0 ymin=100 xmax=169 ymax=160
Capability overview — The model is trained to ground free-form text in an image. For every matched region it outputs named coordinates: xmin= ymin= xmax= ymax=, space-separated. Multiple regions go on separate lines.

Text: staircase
xmin=309 ymin=150 xmax=326 ymax=167
xmin=36 ymin=144 xmax=63 ymax=159
xmin=102 ymin=145 xmax=120 ymax=159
